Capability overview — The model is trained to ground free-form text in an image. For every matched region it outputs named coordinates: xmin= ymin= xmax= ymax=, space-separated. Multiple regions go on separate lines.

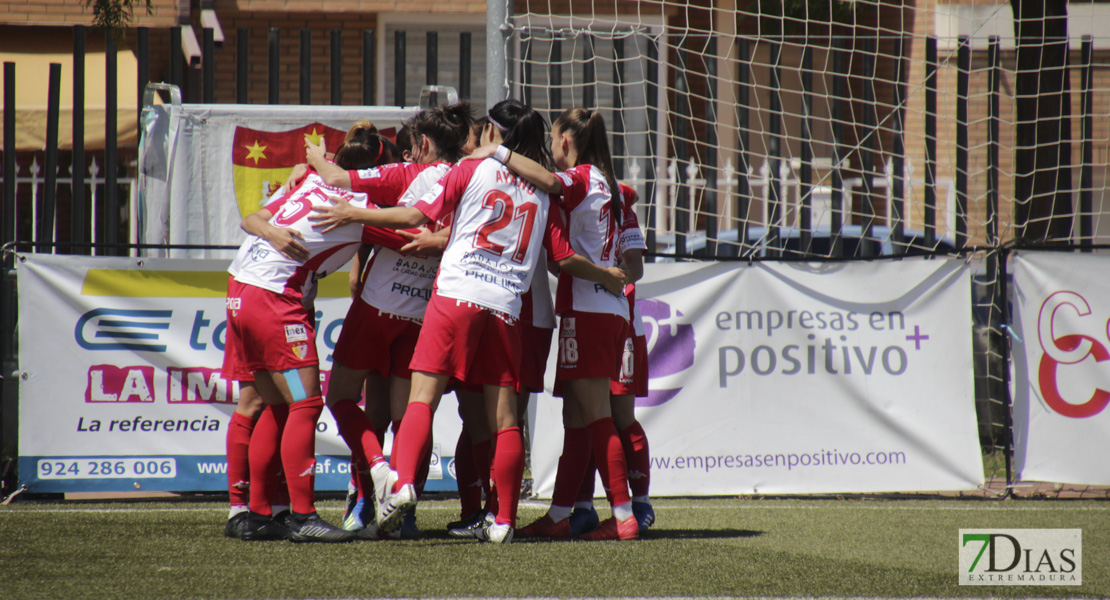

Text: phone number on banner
xmin=37 ymin=458 xmax=177 ymax=479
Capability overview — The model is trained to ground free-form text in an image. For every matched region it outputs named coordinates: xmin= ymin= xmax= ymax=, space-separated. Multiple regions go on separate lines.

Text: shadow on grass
xmin=502 ymin=528 xmax=765 ymax=543
xmin=642 ymin=528 xmax=764 ymax=540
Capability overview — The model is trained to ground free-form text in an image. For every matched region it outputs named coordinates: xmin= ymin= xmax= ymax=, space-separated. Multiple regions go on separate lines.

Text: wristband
xmin=494 ymin=145 xmax=511 ymax=164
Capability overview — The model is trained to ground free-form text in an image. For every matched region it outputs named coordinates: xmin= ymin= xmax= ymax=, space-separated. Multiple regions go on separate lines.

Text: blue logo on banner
xmin=75 ymin=308 xmax=173 ymax=352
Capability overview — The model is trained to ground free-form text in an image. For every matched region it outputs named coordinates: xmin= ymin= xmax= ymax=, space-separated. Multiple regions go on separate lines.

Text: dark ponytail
xmin=488 ymin=99 xmax=554 ymax=170
xmin=334 ymin=122 xmax=391 ymax=169
xmin=554 ymin=108 xmax=622 ymax=226
xmin=410 ymin=100 xmax=476 ymax=163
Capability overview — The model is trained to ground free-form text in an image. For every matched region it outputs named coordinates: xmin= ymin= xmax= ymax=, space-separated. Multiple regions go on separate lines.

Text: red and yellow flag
xmin=231 ymin=123 xmax=348 ymax=217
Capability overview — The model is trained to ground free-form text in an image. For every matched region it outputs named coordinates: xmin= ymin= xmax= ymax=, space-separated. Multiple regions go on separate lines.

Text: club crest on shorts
xmin=291 ymin=343 xmax=309 ymax=359
xmin=561 ymin=317 xmax=576 ymax=337
xmin=284 ymin=324 xmax=308 ymax=343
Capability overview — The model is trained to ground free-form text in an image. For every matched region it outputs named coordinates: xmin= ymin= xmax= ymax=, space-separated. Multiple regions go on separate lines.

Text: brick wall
xmin=0 ymin=0 xmax=182 ymax=28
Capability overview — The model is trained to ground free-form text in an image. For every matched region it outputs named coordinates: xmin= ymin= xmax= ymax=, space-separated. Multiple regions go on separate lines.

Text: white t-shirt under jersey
xmin=356 ymin=162 xmax=452 ymax=320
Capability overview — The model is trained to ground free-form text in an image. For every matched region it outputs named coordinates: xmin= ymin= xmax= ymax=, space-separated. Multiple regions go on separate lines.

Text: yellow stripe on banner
xmin=81 ymin=269 xmax=353 ymax=297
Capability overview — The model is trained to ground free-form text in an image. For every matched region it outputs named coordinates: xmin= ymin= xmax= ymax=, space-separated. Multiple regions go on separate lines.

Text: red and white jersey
xmin=357 ymin=163 xmax=452 ymax=320
xmin=519 ymin=250 xmax=557 ymax=330
xmin=414 ymin=157 xmax=574 ymax=318
xmin=229 ymin=172 xmax=378 ymax=302
xmin=619 ymin=183 xmax=648 ymax=336
xmin=554 ymin=164 xmax=629 ymax=319
xmin=348 ymin=161 xmax=436 ymax=207
xmin=617 ymin=183 xmax=648 ymax=259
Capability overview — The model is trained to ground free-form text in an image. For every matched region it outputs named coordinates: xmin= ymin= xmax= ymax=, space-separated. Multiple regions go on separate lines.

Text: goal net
xmin=509 ymin=1 xmax=1110 ymax=260
xmin=508 ymin=0 xmax=1110 ymax=476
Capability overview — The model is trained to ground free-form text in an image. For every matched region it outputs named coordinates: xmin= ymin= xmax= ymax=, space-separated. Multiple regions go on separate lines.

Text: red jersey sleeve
xmin=360 ymin=225 xmax=421 ymax=252
xmin=348 ymin=162 xmax=426 ymax=206
xmin=413 ymin=160 xmax=479 ymax=224
xmin=542 ymin=205 xmax=575 ymax=262
xmin=552 ymin=164 xmax=592 ymax=210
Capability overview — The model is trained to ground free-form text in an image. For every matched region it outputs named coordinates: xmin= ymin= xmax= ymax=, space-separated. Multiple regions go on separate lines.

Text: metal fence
xmin=2 ymin=24 xmax=1108 ymax=498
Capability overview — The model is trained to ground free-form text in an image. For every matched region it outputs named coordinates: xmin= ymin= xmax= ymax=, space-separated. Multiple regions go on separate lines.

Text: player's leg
xmin=612 ymin=393 xmax=653 ymax=530
xmin=326 ymin=362 xmax=387 ymax=533
xmin=572 ymin=377 xmax=637 ymax=541
xmin=377 ymin=370 xmax=448 ymax=532
xmin=483 ymin=383 xmax=522 ymax=544
xmin=263 ymin=365 xmax=354 ymax=543
xmin=224 ymin=380 xmax=262 ymax=538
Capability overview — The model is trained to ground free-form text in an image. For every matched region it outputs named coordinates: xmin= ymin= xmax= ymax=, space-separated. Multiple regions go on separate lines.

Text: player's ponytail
xmin=410 ymin=101 xmax=475 ymax=163
xmin=554 ymin=108 xmax=622 ymax=226
xmin=334 ymin=123 xmax=391 ymax=170
xmin=489 ymin=99 xmax=554 ymax=170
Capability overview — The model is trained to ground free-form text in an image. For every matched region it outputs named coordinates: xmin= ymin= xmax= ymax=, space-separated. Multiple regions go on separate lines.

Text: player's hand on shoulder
xmin=285 ymin=164 xmax=309 ymax=189
xmin=465 ymin=143 xmax=499 ymax=162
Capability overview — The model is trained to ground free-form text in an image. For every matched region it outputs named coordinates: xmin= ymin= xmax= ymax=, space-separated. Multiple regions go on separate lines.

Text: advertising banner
xmin=531 ymin=258 xmax=984 ymax=496
xmin=1011 ymin=251 xmax=1110 ymax=484
xmin=16 ymin=254 xmax=461 ymax=493
xmin=139 ymin=104 xmax=417 ymax=258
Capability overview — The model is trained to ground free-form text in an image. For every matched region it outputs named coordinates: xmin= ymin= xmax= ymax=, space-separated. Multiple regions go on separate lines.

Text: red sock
xmin=588 ymin=417 xmax=631 ymax=507
xmin=619 ymin=420 xmax=651 ymax=498
xmin=483 ymin=439 xmax=498 ymax=516
xmin=551 ymin=427 xmax=592 ymax=508
xmin=271 ymin=406 xmax=291 ymax=508
xmin=576 ymin=454 xmax=597 ymax=503
xmin=330 ymin=399 xmax=386 ymax=498
xmin=473 ymin=439 xmax=492 ymax=508
xmin=248 ymin=404 xmax=287 ymax=515
xmin=492 ymin=427 xmax=524 ymax=526
xmin=392 ymin=402 xmax=433 ymax=487
xmin=454 ymin=430 xmax=482 ymax=517
xmin=226 ymin=411 xmax=255 ymax=507
xmin=282 ymin=396 xmax=323 ymax=515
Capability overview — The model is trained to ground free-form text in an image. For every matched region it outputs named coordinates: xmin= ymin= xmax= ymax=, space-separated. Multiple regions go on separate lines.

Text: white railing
xmin=620 ymin=155 xmax=956 ymax=245
xmin=2 ymin=156 xmax=139 ymax=256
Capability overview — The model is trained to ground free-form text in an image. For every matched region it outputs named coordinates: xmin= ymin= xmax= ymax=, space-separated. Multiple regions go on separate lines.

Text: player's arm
xmin=310 ymin=196 xmax=428 ymax=232
xmin=468 ymin=143 xmax=561 ymax=194
xmin=306 ymin=138 xmax=353 ymax=189
xmin=621 ymin=248 xmax=644 ymax=284
xmin=555 ymin=254 xmax=626 ymax=296
xmin=241 ymin=209 xmax=309 ymax=262
xmin=398 ymin=226 xmax=450 ymax=257
xmin=348 ymin=244 xmax=372 ymax=298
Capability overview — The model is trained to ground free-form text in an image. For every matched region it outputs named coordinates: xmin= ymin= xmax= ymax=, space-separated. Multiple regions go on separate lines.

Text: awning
xmin=0 ymin=29 xmax=147 ymax=151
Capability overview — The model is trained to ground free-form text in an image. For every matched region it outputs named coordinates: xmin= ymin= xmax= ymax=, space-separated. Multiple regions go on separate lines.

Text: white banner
xmin=16 ymin=254 xmax=461 ymax=493
xmin=1011 ymin=251 xmax=1110 ymax=484
xmin=139 ymin=104 xmax=417 ymax=258
xmin=531 ymin=259 xmax=984 ymax=496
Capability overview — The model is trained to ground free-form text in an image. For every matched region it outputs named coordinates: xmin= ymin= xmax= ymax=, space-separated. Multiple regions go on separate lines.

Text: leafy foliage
xmin=84 ymin=0 xmax=153 ymax=33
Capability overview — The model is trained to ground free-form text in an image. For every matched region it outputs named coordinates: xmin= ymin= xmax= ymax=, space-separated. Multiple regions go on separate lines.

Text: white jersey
xmin=554 ymin=163 xmax=629 ymax=319
xmin=356 ymin=163 xmax=451 ymax=320
xmin=413 ymin=158 xmax=574 ymax=318
xmin=619 ymin=183 xmax=648 ymax=337
xmin=228 ymin=172 xmax=372 ymax=302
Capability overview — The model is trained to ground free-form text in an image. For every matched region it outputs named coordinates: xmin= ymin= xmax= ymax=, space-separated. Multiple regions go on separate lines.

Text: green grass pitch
xmin=1 ymin=496 xmax=1107 ymax=599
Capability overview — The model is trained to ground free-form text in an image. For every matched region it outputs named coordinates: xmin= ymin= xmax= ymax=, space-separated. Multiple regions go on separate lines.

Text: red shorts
xmin=409 ymin=293 xmax=520 ymax=388
xmin=610 ymin=332 xmax=648 ymax=397
xmin=518 ymin=324 xmax=554 ymax=394
xmin=222 ymin=278 xmax=318 ymax=376
xmin=332 ymin=299 xmax=421 ymax=379
xmin=555 ymin=311 xmax=627 ymax=382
